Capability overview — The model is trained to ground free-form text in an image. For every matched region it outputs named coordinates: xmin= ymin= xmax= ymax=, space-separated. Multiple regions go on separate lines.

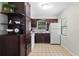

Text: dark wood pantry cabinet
xmin=0 ymin=2 xmax=31 ymax=56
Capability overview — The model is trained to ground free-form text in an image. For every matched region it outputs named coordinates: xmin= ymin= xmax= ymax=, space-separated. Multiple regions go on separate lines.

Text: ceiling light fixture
xmin=40 ymin=2 xmax=51 ymax=9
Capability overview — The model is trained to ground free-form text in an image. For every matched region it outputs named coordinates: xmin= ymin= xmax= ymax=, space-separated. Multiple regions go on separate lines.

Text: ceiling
xmin=30 ymin=2 xmax=71 ymax=18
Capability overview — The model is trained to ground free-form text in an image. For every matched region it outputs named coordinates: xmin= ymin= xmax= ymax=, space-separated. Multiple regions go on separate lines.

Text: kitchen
xmin=0 ymin=2 xmax=79 ymax=56
xmin=0 ymin=2 xmax=69 ymax=56
xmin=30 ymin=2 xmax=65 ymax=50
xmin=0 ymin=2 xmax=66 ymax=56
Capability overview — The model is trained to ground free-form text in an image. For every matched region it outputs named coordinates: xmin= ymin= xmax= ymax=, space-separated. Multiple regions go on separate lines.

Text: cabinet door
xmin=35 ymin=33 xmax=50 ymax=43
xmin=35 ymin=33 xmax=44 ymax=43
xmin=0 ymin=36 xmax=6 ymax=56
xmin=20 ymin=35 xmax=26 ymax=56
xmin=46 ymin=19 xmax=58 ymax=23
xmin=31 ymin=19 xmax=37 ymax=27
xmin=0 ymin=35 xmax=19 ymax=56
xmin=44 ymin=33 xmax=50 ymax=43
xmin=9 ymin=2 xmax=26 ymax=15
xmin=5 ymin=35 xmax=19 ymax=56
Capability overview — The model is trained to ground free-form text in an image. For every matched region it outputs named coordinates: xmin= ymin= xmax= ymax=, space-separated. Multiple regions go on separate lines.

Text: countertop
xmin=31 ymin=30 xmax=50 ymax=33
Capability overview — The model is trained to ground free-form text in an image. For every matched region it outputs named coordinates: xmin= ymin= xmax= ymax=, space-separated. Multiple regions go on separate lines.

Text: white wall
xmin=59 ymin=3 xmax=79 ymax=55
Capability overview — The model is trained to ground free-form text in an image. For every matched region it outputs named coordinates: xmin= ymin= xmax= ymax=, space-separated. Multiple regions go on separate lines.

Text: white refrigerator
xmin=49 ymin=23 xmax=61 ymax=44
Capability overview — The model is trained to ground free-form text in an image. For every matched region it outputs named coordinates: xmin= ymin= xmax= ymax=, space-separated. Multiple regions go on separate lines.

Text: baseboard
xmin=50 ymin=43 xmax=60 ymax=45
xmin=61 ymin=45 xmax=77 ymax=56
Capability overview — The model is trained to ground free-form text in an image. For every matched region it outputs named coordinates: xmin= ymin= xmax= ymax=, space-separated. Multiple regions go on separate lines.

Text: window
xmin=37 ymin=20 xmax=47 ymax=30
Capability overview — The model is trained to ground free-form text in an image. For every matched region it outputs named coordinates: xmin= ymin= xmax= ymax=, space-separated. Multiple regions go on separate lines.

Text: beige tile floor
xmin=29 ymin=43 xmax=72 ymax=56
